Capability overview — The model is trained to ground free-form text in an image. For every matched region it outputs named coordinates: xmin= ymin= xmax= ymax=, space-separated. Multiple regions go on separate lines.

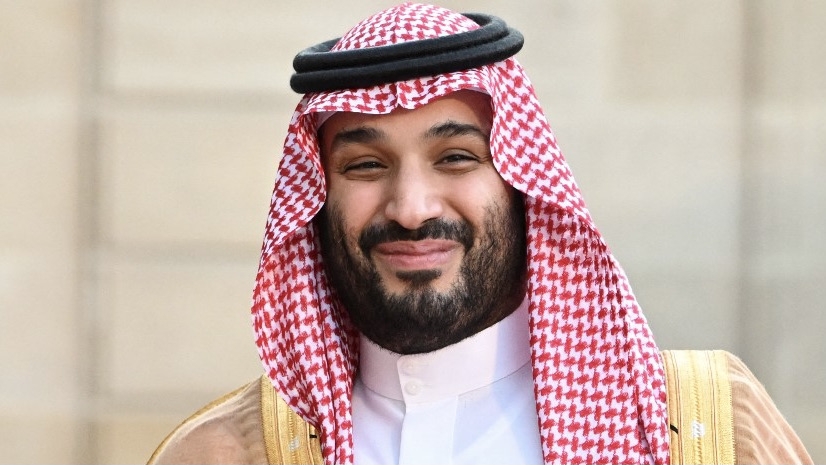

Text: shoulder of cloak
xmin=662 ymin=349 xmax=813 ymax=465
xmin=146 ymin=377 xmax=268 ymax=465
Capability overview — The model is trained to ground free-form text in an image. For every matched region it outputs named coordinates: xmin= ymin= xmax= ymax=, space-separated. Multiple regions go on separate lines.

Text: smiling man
xmin=316 ymin=91 xmax=527 ymax=355
xmin=149 ymin=3 xmax=811 ymax=465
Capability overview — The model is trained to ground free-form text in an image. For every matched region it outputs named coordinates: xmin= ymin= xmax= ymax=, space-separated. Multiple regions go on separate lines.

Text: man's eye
xmin=440 ymin=153 xmax=478 ymax=164
xmin=343 ymin=160 xmax=384 ymax=172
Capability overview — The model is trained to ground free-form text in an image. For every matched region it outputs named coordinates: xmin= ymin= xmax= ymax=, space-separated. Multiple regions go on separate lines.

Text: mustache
xmin=358 ymin=219 xmax=474 ymax=255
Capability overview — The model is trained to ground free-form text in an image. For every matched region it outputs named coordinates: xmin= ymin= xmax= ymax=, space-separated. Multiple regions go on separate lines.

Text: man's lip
xmin=372 ymin=239 xmax=461 ymax=269
xmin=373 ymin=239 xmax=458 ymax=255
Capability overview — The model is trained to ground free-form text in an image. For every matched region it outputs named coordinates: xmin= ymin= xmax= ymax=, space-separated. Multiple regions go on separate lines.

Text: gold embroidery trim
xmin=663 ymin=350 xmax=735 ymax=465
xmin=260 ymin=375 xmax=280 ymax=464
xmin=260 ymin=375 xmax=323 ymax=465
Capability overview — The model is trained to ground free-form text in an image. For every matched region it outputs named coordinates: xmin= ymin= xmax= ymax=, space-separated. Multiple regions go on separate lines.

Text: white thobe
xmin=352 ymin=299 xmax=544 ymax=465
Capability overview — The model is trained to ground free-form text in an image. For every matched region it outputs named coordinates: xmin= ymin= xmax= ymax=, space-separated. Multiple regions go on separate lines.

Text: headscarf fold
xmin=252 ymin=3 xmax=670 ymax=464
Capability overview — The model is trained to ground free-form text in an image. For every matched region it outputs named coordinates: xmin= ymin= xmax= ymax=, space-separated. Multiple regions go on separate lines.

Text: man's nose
xmin=383 ymin=165 xmax=444 ymax=230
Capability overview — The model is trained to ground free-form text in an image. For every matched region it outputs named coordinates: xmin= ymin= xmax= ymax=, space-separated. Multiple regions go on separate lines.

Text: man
xmin=149 ymin=3 xmax=811 ymax=464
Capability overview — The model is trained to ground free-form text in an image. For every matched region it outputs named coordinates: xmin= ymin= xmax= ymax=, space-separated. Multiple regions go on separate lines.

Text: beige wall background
xmin=2 ymin=1 xmax=824 ymax=463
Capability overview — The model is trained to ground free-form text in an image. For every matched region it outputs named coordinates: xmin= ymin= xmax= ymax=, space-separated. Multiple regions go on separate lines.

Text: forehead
xmin=318 ymin=90 xmax=493 ymax=142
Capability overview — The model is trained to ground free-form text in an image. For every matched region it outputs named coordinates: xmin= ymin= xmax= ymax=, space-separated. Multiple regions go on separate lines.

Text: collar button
xmin=404 ymin=381 xmax=421 ymax=396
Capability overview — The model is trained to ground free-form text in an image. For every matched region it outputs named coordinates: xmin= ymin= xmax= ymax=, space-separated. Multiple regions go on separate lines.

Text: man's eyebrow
xmin=329 ymin=126 xmax=386 ymax=152
xmin=424 ymin=120 xmax=489 ymax=142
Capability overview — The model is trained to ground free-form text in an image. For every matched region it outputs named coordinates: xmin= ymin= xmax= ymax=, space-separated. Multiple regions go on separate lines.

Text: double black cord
xmin=289 ymin=13 xmax=524 ymax=94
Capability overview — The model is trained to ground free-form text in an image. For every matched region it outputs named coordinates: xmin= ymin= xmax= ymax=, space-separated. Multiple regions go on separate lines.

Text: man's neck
xmin=357 ymin=296 xmax=530 ymax=401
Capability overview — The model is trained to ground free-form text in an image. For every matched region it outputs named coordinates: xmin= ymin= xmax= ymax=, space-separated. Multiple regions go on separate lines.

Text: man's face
xmin=316 ymin=90 xmax=527 ymax=354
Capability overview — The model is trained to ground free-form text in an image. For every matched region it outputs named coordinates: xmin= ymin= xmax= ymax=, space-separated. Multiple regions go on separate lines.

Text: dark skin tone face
xmin=315 ymin=91 xmax=527 ymax=354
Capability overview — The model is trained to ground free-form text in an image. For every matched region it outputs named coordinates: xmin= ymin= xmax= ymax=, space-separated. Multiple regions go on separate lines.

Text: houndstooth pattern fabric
xmin=252 ymin=3 xmax=670 ymax=464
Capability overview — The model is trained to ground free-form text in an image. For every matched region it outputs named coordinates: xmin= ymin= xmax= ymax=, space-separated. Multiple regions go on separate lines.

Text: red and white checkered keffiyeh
xmin=252 ymin=3 xmax=670 ymax=464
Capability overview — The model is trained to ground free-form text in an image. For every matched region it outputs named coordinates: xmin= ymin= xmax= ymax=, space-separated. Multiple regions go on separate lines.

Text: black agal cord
xmin=290 ymin=13 xmax=524 ymax=94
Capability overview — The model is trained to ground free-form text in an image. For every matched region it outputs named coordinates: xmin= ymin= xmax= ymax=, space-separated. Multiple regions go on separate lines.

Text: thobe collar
xmin=358 ymin=297 xmax=530 ymax=403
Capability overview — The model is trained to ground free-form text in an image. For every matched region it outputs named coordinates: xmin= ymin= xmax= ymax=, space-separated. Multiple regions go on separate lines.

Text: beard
xmin=315 ymin=190 xmax=527 ymax=355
